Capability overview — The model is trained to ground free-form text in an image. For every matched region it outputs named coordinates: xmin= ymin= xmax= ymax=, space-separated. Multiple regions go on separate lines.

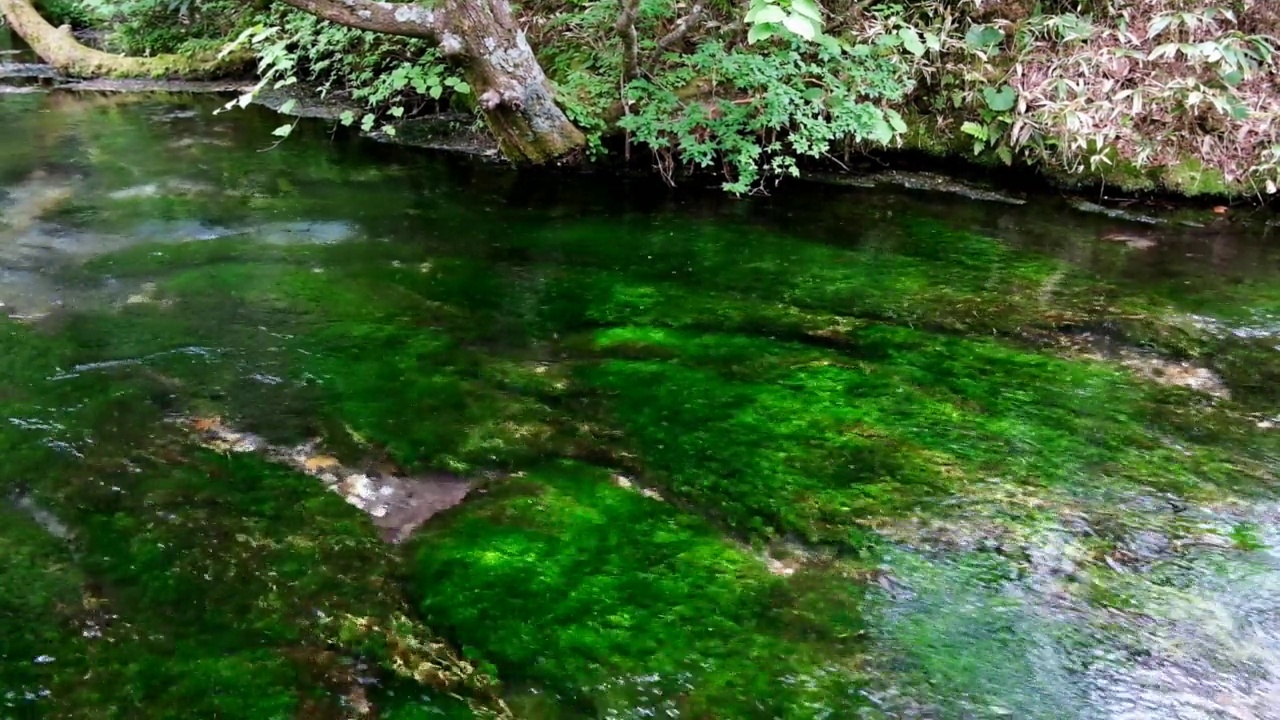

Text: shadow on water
xmin=1 ymin=87 xmax=1279 ymax=719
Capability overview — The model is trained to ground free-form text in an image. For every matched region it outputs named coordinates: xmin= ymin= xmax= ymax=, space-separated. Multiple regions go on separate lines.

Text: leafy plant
xmin=620 ymin=38 xmax=911 ymax=193
xmin=745 ymin=0 xmax=826 ymax=44
xmin=218 ymin=7 xmax=470 ymax=139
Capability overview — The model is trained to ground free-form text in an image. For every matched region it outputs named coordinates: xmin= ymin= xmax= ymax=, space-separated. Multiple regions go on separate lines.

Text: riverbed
xmin=2 ymin=60 xmax=1279 ymax=720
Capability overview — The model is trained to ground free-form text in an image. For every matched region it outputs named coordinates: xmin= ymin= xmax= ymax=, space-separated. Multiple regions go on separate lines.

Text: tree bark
xmin=3 ymin=0 xmax=585 ymax=163
xmin=277 ymin=0 xmax=585 ymax=162
xmin=0 ymin=0 xmax=238 ymax=77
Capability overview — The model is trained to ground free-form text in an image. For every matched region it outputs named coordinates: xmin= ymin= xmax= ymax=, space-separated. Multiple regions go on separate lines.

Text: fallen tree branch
xmin=2 ymin=0 xmax=586 ymax=164
xmin=0 ymin=0 xmax=243 ymax=77
xmin=655 ymin=4 xmax=704 ymax=53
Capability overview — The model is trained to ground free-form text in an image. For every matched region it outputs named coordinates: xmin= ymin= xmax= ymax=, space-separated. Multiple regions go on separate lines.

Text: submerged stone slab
xmin=178 ymin=416 xmax=471 ymax=542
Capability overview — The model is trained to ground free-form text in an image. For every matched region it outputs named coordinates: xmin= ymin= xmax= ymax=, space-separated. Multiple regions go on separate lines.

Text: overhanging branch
xmin=274 ymin=0 xmax=445 ymax=38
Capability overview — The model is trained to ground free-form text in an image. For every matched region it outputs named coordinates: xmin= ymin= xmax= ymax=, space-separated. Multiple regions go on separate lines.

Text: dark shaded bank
xmin=1 ymin=90 xmax=1279 ymax=719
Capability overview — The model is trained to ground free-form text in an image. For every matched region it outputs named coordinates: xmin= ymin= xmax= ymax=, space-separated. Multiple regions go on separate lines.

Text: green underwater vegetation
xmin=2 ymin=93 xmax=1279 ymax=719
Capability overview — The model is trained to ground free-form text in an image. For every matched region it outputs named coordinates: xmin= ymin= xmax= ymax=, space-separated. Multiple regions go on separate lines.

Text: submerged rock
xmin=0 ymin=169 xmax=76 ymax=233
xmin=1100 ymin=231 xmax=1159 ymax=250
xmin=1070 ymin=199 xmax=1164 ymax=225
xmin=1115 ymin=350 xmax=1231 ymax=398
xmin=811 ymin=169 xmax=1028 ymax=204
xmin=179 ymin=416 xmax=471 ymax=542
xmin=1066 ymin=332 xmax=1232 ymax=398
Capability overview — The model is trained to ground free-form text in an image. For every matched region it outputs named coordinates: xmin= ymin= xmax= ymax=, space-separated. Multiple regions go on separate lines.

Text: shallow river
xmin=2 ymin=54 xmax=1280 ymax=720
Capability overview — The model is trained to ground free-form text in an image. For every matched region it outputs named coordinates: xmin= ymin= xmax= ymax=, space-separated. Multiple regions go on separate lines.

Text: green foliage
xmin=78 ymin=0 xmax=245 ymax=56
xmin=620 ymin=39 xmax=911 ymax=193
xmin=34 ymin=0 xmax=94 ymax=27
xmin=220 ymin=7 xmax=470 ymax=135
xmin=745 ymin=0 xmax=825 ymax=43
xmin=846 ymin=0 xmax=1280 ymax=193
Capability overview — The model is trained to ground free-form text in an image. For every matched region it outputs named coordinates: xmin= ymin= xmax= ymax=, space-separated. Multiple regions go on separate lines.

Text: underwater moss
xmin=410 ymin=462 xmax=869 ymax=719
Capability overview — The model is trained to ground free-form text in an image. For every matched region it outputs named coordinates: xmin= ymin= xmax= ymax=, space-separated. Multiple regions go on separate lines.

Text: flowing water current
xmin=2 ymin=49 xmax=1280 ymax=720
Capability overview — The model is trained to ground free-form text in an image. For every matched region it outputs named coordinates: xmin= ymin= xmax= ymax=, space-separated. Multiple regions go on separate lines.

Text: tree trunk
xmin=0 ymin=0 xmax=237 ymax=77
xmin=3 ymin=0 xmax=585 ymax=163
xmin=276 ymin=0 xmax=585 ymax=163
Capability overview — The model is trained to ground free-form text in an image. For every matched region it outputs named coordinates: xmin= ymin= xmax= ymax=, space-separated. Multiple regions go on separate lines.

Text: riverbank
xmin=4 ymin=0 xmax=1278 ymax=201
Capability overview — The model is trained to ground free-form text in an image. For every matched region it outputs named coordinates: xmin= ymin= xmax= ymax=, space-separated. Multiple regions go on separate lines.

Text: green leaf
xmin=782 ymin=13 xmax=818 ymax=40
xmin=867 ymin=114 xmax=894 ymax=144
xmin=454 ymin=81 xmax=471 ymax=95
xmin=802 ymin=87 xmax=826 ymax=101
xmin=389 ymin=106 xmax=405 ymax=118
xmin=885 ymin=108 xmax=908 ymax=134
xmin=277 ymin=99 xmax=297 ymax=116
xmin=753 ymin=5 xmax=787 ymax=24
xmin=899 ymin=27 xmax=926 ymax=56
xmin=747 ymin=23 xmax=777 ymax=44
xmin=360 ymin=113 xmax=376 ymax=132
xmin=270 ymin=123 xmax=293 ymax=138
xmin=339 ymin=110 xmax=355 ymax=127
xmin=816 ymin=34 xmax=843 ymax=55
xmin=789 ymin=0 xmax=822 ymax=22
xmin=960 ymin=121 xmax=987 ymax=139
xmin=744 ymin=0 xmax=771 ymax=23
xmin=982 ymin=85 xmax=1017 ymax=112
xmin=996 ymin=145 xmax=1014 ymax=165
xmin=382 ymin=125 xmax=397 ymax=137
xmin=965 ymin=24 xmax=1005 ymax=49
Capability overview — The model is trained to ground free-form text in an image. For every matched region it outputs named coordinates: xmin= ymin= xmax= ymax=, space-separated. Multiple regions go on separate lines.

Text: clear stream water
xmin=2 ymin=45 xmax=1280 ymax=720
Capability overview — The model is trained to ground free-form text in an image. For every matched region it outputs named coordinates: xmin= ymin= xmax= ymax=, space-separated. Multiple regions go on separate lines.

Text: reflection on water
xmin=1 ymin=85 xmax=1279 ymax=720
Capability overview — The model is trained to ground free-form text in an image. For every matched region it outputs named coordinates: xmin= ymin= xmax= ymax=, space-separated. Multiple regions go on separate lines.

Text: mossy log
xmin=0 ymin=0 xmax=240 ymax=78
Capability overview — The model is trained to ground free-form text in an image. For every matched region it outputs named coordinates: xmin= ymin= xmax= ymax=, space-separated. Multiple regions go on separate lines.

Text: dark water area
xmin=1 ymin=83 xmax=1279 ymax=720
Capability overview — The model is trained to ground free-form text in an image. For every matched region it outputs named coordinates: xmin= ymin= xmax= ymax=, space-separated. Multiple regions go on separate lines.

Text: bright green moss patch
xmin=410 ymin=462 xmax=868 ymax=719
xmin=573 ymin=324 xmax=1275 ymax=546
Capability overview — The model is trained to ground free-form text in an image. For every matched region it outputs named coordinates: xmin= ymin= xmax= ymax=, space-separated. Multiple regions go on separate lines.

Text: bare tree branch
xmin=655 ymin=3 xmax=704 ymax=53
xmin=615 ymin=0 xmax=641 ymax=83
xmin=273 ymin=0 xmax=445 ymax=38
